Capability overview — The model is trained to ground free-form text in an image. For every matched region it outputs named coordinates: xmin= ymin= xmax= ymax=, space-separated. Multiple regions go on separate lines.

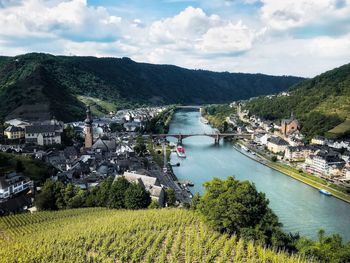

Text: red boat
xmin=176 ymin=146 xmax=186 ymax=158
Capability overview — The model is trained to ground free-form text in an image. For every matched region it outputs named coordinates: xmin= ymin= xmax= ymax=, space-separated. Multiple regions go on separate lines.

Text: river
xmin=168 ymin=110 xmax=350 ymax=240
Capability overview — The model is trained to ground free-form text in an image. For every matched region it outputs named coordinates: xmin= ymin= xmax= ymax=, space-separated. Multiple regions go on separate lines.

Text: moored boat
xmin=319 ymin=189 xmax=332 ymax=196
xmin=176 ymin=146 xmax=186 ymax=158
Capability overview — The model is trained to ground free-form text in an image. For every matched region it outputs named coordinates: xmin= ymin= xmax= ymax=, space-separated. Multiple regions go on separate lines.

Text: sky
xmin=0 ymin=0 xmax=349 ymax=77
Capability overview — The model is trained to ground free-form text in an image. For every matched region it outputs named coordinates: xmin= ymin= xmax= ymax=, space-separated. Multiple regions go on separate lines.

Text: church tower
xmin=85 ymin=106 xmax=93 ymax=149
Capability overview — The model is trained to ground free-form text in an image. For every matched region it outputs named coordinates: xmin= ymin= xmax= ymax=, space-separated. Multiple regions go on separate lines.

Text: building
xmin=0 ymin=172 xmax=31 ymax=199
xmin=267 ymin=137 xmax=289 ymax=153
xmin=281 ymin=113 xmax=300 ymax=136
xmin=120 ymin=172 xmax=165 ymax=206
xmin=4 ymin=126 xmax=25 ymax=140
xmin=25 ymin=123 xmax=63 ymax=146
xmin=284 ymin=146 xmax=309 ymax=162
xmin=306 ymin=151 xmax=345 ymax=176
xmin=4 ymin=118 xmax=31 ymax=128
xmin=311 ymin=136 xmax=327 ymax=145
xmin=84 ymin=106 xmax=94 ymax=149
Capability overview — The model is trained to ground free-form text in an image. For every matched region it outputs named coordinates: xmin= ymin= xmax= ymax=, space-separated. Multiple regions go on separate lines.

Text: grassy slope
xmin=245 ymin=63 xmax=350 ymax=138
xmin=0 ymin=208 xmax=309 ymax=263
xmin=0 ymin=53 xmax=303 ymax=122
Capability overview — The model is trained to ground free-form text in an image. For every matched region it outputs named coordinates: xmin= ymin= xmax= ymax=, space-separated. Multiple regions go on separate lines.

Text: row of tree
xmin=35 ymin=177 xmax=152 ymax=211
xmin=191 ymin=176 xmax=350 ymax=262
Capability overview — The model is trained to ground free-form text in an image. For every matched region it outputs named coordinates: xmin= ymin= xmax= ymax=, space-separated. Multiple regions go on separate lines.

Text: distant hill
xmin=245 ymin=63 xmax=350 ymax=139
xmin=0 ymin=207 xmax=307 ymax=262
xmin=0 ymin=53 xmax=303 ymax=122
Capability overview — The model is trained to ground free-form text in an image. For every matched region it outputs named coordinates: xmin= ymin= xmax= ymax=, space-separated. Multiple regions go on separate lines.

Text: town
xmin=226 ymin=99 xmax=350 ymax=192
xmin=0 ymin=105 xmax=192 ymax=214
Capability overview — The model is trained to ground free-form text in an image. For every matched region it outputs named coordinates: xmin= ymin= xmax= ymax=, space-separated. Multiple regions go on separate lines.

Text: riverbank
xmin=235 ymin=142 xmax=350 ymax=204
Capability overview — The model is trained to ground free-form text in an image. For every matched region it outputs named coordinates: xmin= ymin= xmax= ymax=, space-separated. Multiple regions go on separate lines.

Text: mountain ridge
xmin=0 ymin=53 xmax=304 ymax=122
xmin=245 ymin=62 xmax=350 ymax=138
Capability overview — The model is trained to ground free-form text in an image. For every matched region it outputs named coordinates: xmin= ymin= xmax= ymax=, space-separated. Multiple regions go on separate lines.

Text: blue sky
xmin=0 ymin=0 xmax=349 ymax=77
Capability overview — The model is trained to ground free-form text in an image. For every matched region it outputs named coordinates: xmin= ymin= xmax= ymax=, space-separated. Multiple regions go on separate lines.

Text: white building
xmin=306 ymin=152 xmax=345 ymax=176
xmin=0 ymin=172 xmax=31 ymax=199
xmin=25 ymin=124 xmax=63 ymax=146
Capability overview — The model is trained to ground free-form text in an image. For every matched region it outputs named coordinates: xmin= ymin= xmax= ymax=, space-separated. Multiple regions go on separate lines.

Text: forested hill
xmin=245 ymin=63 xmax=350 ymax=139
xmin=0 ymin=53 xmax=303 ymax=122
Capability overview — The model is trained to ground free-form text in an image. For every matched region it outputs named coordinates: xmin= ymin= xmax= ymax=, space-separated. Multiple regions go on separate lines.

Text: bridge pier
xmin=178 ymin=135 xmax=183 ymax=145
xmin=214 ymin=134 xmax=220 ymax=145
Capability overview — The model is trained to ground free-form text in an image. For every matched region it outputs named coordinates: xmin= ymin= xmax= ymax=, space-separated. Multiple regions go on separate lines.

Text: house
xmin=4 ymin=118 xmax=31 ymax=128
xmin=306 ymin=151 xmax=345 ymax=176
xmin=120 ymin=172 xmax=165 ymax=206
xmin=254 ymin=133 xmax=270 ymax=145
xmin=284 ymin=146 xmax=309 ymax=162
xmin=0 ymin=172 xmax=32 ymax=199
xmin=267 ymin=137 xmax=289 ymax=153
xmin=311 ymin=136 xmax=327 ymax=145
xmin=92 ymin=138 xmax=117 ymax=153
xmin=123 ymin=121 xmax=142 ymax=132
xmin=25 ymin=124 xmax=63 ymax=146
xmin=281 ymin=113 xmax=300 ymax=136
xmin=4 ymin=126 xmax=25 ymax=140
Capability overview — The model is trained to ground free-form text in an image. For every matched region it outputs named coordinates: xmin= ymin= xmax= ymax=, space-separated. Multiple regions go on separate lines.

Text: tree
xmin=108 ymin=176 xmax=130 ymax=208
xmin=190 ymin=193 xmax=201 ymax=210
xmin=68 ymin=189 xmax=86 ymax=208
xmin=95 ymin=176 xmax=114 ymax=207
xmin=124 ymin=183 xmax=151 ymax=210
xmin=198 ymin=176 xmax=286 ymax=247
xmin=165 ymin=188 xmax=176 ymax=207
xmin=35 ymin=180 xmax=65 ymax=211
xmin=134 ymin=136 xmax=147 ymax=156
xmin=15 ymin=160 xmax=25 ymax=173
xmin=296 ymin=229 xmax=350 ymax=262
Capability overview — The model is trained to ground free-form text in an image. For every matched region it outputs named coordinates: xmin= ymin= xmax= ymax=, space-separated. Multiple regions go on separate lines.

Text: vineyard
xmin=0 ymin=208 xmax=310 ymax=262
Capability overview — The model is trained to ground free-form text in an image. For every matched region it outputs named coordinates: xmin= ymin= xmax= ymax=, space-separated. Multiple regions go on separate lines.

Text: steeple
xmin=84 ymin=105 xmax=93 ymax=149
xmin=85 ymin=106 xmax=93 ymax=125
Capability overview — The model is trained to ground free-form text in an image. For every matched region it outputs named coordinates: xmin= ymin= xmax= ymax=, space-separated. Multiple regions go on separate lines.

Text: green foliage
xmin=109 ymin=122 xmax=125 ymax=132
xmin=108 ymin=176 xmax=130 ymax=209
xmin=134 ymin=136 xmax=147 ymax=156
xmin=296 ymin=229 xmax=350 ymax=262
xmin=0 ymin=208 xmax=309 ymax=262
xmin=35 ymin=180 xmax=65 ymax=211
xmin=146 ymin=106 xmax=175 ymax=134
xmin=36 ymin=176 xmax=152 ymax=211
xmin=203 ymin=104 xmax=236 ymax=131
xmin=61 ymin=125 xmax=76 ymax=146
xmin=197 ymin=176 xmax=295 ymax=250
xmin=245 ymin=63 xmax=350 ymax=139
xmin=124 ymin=183 xmax=152 ymax=210
xmin=0 ymin=53 xmax=302 ymax=122
xmin=271 ymin=155 xmax=278 ymax=162
xmin=0 ymin=153 xmax=52 ymax=183
xmin=165 ymin=188 xmax=176 ymax=207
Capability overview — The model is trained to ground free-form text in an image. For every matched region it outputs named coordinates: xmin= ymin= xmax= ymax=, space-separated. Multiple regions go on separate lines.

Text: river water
xmin=168 ymin=110 xmax=350 ymax=240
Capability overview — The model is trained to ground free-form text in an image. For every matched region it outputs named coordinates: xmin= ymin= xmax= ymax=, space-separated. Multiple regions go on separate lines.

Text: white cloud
xmin=0 ymin=1 xmax=349 ymax=77
xmin=148 ymin=6 xmax=258 ymax=55
xmin=260 ymin=0 xmax=350 ymax=31
xmin=0 ymin=0 xmax=122 ymax=41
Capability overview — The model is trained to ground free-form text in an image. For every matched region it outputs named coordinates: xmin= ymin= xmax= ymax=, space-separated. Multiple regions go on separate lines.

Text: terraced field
xmin=0 ymin=208 xmax=309 ymax=262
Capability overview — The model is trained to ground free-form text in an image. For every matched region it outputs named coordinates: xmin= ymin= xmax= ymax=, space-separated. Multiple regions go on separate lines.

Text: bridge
xmin=175 ymin=105 xmax=202 ymax=110
xmin=151 ymin=133 xmax=253 ymax=144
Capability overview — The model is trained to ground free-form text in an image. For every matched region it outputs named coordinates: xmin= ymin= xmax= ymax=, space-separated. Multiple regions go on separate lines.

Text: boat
xmin=319 ymin=189 xmax=332 ymax=196
xmin=176 ymin=146 xmax=186 ymax=158
xmin=241 ymin=145 xmax=249 ymax=152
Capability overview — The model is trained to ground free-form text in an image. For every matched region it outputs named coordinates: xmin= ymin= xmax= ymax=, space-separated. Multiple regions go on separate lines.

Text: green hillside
xmin=0 ymin=208 xmax=307 ymax=263
xmin=245 ymin=63 xmax=350 ymax=139
xmin=0 ymin=53 xmax=303 ymax=122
